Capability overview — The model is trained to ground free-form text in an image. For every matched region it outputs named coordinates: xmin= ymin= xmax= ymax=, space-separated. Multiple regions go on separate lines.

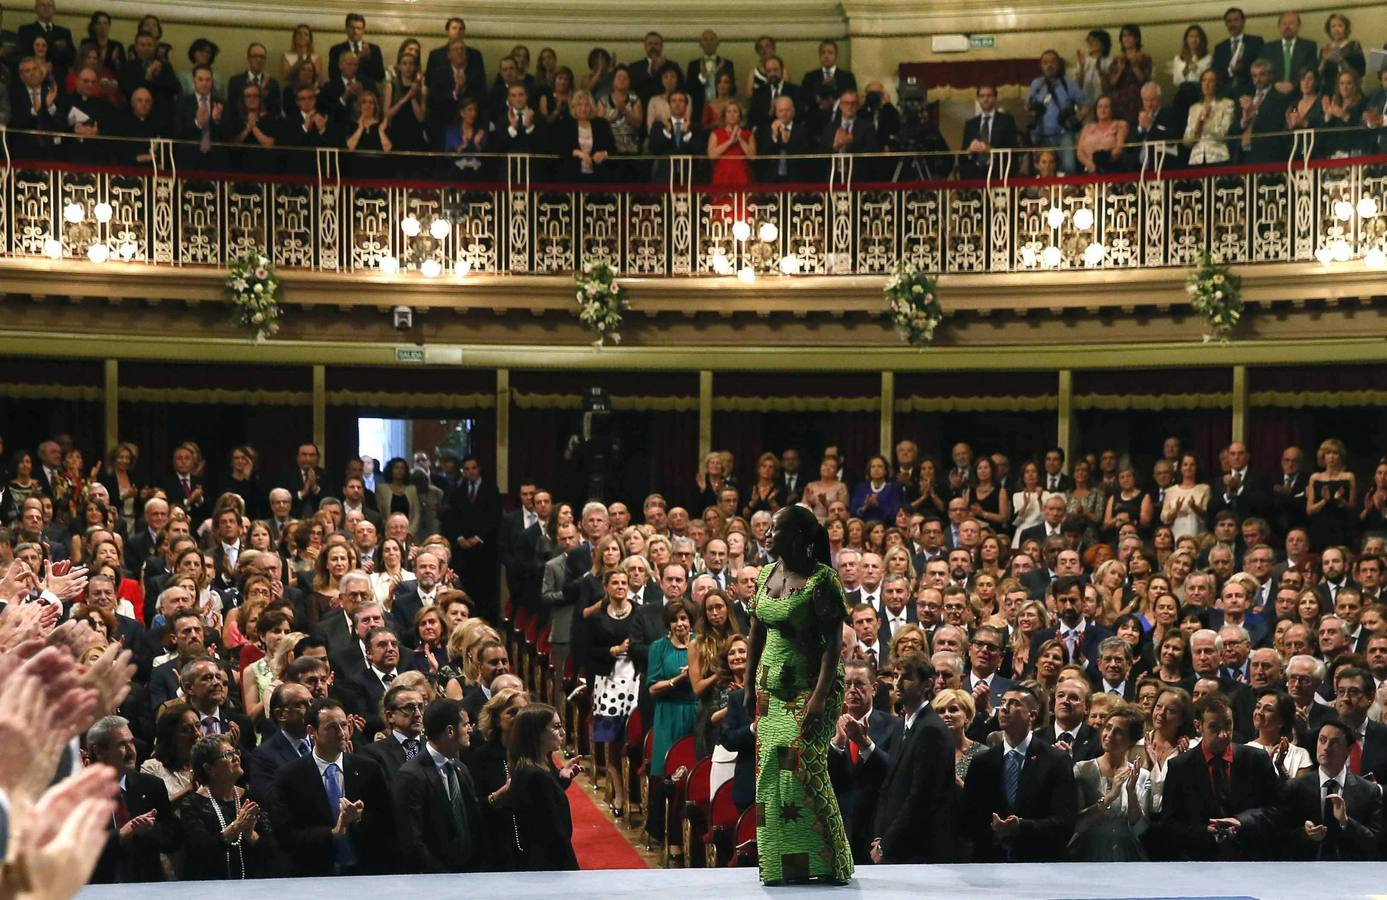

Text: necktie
xmin=1109 ymin=687 xmax=1121 ymax=696
xmin=181 ymin=474 xmax=191 ymax=497
xmin=403 ymin=737 xmax=419 ymax=760
xmin=1349 ymin=740 xmax=1362 ymax=775
xmin=1049 ymin=476 xmax=1057 ymax=489
xmin=381 ymin=670 xmax=395 ymax=687
xmin=443 ymin=762 xmax=474 ymax=857
xmin=297 ymin=739 xmax=311 ymax=757
xmin=113 ymin=790 xmax=132 ymax=829
xmin=201 ymin=715 xmax=220 ymax=735
xmin=323 ymin=763 xmax=357 ymax=868
xmin=982 ymin=114 xmax=992 ymax=143
xmin=1004 ymin=749 xmax=1022 ymax=809
xmin=866 ymin=647 xmax=877 ymax=669
xmin=1283 ymin=41 xmax=1293 ymax=78
xmin=1064 ymin=629 xmax=1079 ymax=659
xmin=1323 ymin=778 xmax=1339 ymax=824
xmin=352 ymin=42 xmax=360 ymax=55
xmin=468 ymin=481 xmax=477 ymax=502
xmin=199 ymin=96 xmax=212 ymax=152
xmin=30 ymin=88 xmax=40 ymax=113
xmin=1209 ymin=756 xmax=1230 ymax=815
xmin=849 ymin=738 xmax=860 ymax=765
xmin=1058 ymin=731 xmax=1074 ymax=749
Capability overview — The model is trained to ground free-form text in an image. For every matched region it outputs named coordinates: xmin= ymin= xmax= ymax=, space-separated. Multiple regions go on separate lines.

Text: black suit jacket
xmin=958 ymin=111 xmax=1019 ymax=178
xmin=749 ymin=82 xmax=800 ymax=129
xmin=1279 ymin=769 xmax=1382 ymax=860
xmin=1031 ymin=721 xmax=1102 ymax=762
xmin=1124 ymin=107 xmax=1180 ymax=167
xmin=1232 ymin=87 xmax=1290 ymax=163
xmin=160 ymin=472 xmax=211 ymax=525
xmin=271 ymin=751 xmax=394 ymax=876
xmin=426 ymin=44 xmax=486 ymax=93
xmin=1030 ymin=623 xmax=1113 ymax=667
xmin=248 ymin=728 xmax=309 ymax=802
xmin=718 ymin=693 xmax=756 ymax=812
xmin=1274 ymin=471 xmax=1310 ymax=534
xmin=1357 ymin=719 xmax=1387 ymax=785
xmin=328 ymin=41 xmax=386 ymax=83
xmin=1212 ymin=34 xmax=1266 ymax=93
xmin=685 ymin=56 xmax=735 ymax=120
xmin=17 ymin=21 xmax=74 ymax=76
xmin=827 ymin=709 xmax=902 ymax=862
xmin=963 ymin=737 xmax=1077 ymax=862
xmin=800 ymin=67 xmax=856 ymax=103
xmin=871 ymin=705 xmax=954 ymax=863
xmin=90 ymin=771 xmax=178 ymax=884
xmin=818 ymin=113 xmax=877 ymax=154
xmin=276 ymin=465 xmax=330 ymax=518
xmin=1207 ymin=469 xmax=1275 ymax=527
xmin=443 ymin=480 xmax=501 ymax=547
xmin=756 ymin=119 xmax=810 ymax=182
xmin=359 ymin=732 xmax=414 ymax=784
xmin=392 ymin=750 xmax=485 ymax=872
xmin=390 ymin=582 xmax=427 ymax=648
xmin=1259 ymin=37 xmax=1318 ymax=85
xmin=548 ymin=116 xmax=616 ymax=181
xmin=1156 ymin=743 xmax=1279 ymax=860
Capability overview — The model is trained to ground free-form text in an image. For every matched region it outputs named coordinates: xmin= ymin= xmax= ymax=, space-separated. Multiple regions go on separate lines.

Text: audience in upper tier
xmin=4 ymin=423 xmax=1387 ymax=883
xmin=2 ymin=4 xmax=1385 ymax=181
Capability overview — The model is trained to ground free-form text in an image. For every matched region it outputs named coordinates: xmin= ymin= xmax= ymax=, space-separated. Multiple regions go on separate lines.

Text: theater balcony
xmin=2 ymin=136 xmax=1386 ymax=370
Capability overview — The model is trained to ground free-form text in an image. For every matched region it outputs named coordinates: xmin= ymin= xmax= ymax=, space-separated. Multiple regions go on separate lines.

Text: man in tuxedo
xmin=1031 ymin=677 xmax=1101 ymax=760
xmin=87 ymin=716 xmax=179 ymax=884
xmin=1232 ymin=60 xmax=1290 ymax=164
xmin=1126 ymin=82 xmax=1179 ymax=169
xmin=1281 ymin=717 xmax=1384 ymax=859
xmin=444 ymin=456 xmax=501 ymax=623
xmin=1332 ymin=666 xmax=1387 ymax=784
xmin=1206 ymin=442 xmax=1273 ymax=529
xmin=393 ymin=698 xmax=486 ymax=873
xmin=317 ymin=50 xmax=375 ymax=130
xmin=17 ymin=0 xmax=73 ymax=82
xmin=1259 ymin=10 xmax=1317 ymax=93
xmin=749 ymin=56 xmax=798 ymax=130
xmin=648 ymin=90 xmax=699 ymax=182
xmin=757 ymin=94 xmax=809 ymax=183
xmin=685 ymin=29 xmax=734 ymax=125
xmin=958 ymin=84 xmax=1019 ymax=179
xmin=819 ymin=89 xmax=877 ymax=156
xmin=800 ymin=39 xmax=856 ymax=101
xmin=278 ymin=443 xmax=328 ymax=518
xmin=328 ymin=13 xmax=384 ymax=83
xmin=227 ymin=42 xmax=280 ymax=123
xmin=248 ymin=682 xmax=314 ymax=801
xmin=963 ymin=684 xmax=1077 ymax=862
xmin=866 ymin=652 xmax=952 ymax=864
xmin=1157 ymin=694 xmax=1279 ymax=860
xmin=272 ymin=698 xmax=394 ymax=876
xmin=1032 ymin=576 xmax=1113 ymax=670
xmin=359 ymin=684 xmax=426 ymax=783
xmin=1212 ymin=6 xmax=1264 ymax=96
xmin=828 ymin=659 xmax=903 ymax=862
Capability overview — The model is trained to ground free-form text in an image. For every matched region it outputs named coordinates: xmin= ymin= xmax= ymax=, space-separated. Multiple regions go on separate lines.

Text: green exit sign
xmin=969 ymin=35 xmax=996 ymax=49
xmin=395 ymin=347 xmax=425 ymax=362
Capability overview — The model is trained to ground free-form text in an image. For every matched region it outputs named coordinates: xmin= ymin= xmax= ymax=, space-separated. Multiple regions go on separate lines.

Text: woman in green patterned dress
xmin=743 ymin=504 xmax=854 ymax=885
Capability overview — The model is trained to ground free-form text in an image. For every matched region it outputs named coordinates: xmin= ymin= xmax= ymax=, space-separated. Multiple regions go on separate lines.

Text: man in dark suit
xmin=359 ymin=683 xmax=426 ymax=784
xmin=1271 ymin=446 xmax=1309 ymax=537
xmin=172 ymin=65 xmax=229 ymax=172
xmin=148 ymin=609 xmax=213 ymax=710
xmin=277 ymin=443 xmax=329 ymax=518
xmin=1314 ymin=546 xmax=1355 ymax=614
xmin=117 ymin=32 xmax=180 ymax=119
xmin=1231 ymin=60 xmax=1290 ymax=163
xmin=800 ymin=39 xmax=856 ymax=102
xmin=962 ymin=684 xmax=1077 ymax=862
xmin=497 ymin=479 xmax=539 ymax=611
xmin=1091 ymin=635 xmax=1140 ymax=700
xmin=85 ymin=575 xmax=145 ymax=650
xmin=867 ymin=652 xmax=953 ymax=864
xmin=964 ymin=624 xmax=1016 ymax=711
xmin=248 ymin=682 xmax=314 ymax=801
xmin=392 ymin=698 xmax=486 ymax=873
xmin=647 ymin=90 xmax=700 ymax=182
xmin=61 ymin=66 xmax=120 ymax=164
xmin=958 ymin=84 xmax=1019 ymax=179
xmin=1126 ymin=81 xmax=1180 ymax=169
xmin=444 ymin=456 xmax=502 ymax=623
xmin=8 ymin=56 xmax=64 ymax=159
xmin=272 ymin=698 xmax=394 ymax=876
xmin=182 ymin=656 xmax=258 ymax=758
xmin=1211 ymin=6 xmax=1265 ymax=96
xmin=748 ymin=56 xmax=798 ymax=130
xmin=87 ymin=715 xmax=179 ymax=884
xmin=317 ymin=50 xmax=375 ymax=129
xmin=828 ymin=659 xmax=903 ymax=862
xmin=350 ymin=627 xmax=402 ymax=719
xmin=460 ymin=641 xmax=510 ymax=727
xmin=1157 ymin=694 xmax=1279 ymax=860
xmin=1280 ymin=717 xmax=1384 ymax=860
xmin=1207 ymin=442 xmax=1274 ymax=527
xmin=17 ymin=0 xmax=74 ymax=82
xmin=629 ymin=31 xmax=671 ymax=102
xmin=277 ymin=86 xmax=339 ymax=175
xmin=1019 ymin=494 xmax=1068 ymax=548
xmin=389 ymin=554 xmax=442 ymax=648
xmin=1259 ymin=11 xmax=1317 ymax=93
xmin=328 ymin=13 xmax=385 ymax=83
xmin=685 ymin=29 xmax=734 ymax=125
xmin=1332 ymin=666 xmax=1387 ymax=784
xmin=227 ymin=42 xmax=280 ymax=123
xmin=1030 ymin=576 xmax=1113 ymax=670
xmin=425 ymin=18 xmax=485 ymax=91
xmin=1031 ymin=677 xmax=1102 ymax=760
xmin=819 ymin=89 xmax=877 ymax=156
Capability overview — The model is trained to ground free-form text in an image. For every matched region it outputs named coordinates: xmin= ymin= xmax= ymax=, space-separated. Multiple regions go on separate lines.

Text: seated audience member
xmin=277 ymin=85 xmax=338 ymax=174
xmin=88 ymin=715 xmax=180 ymax=883
xmin=757 ymin=94 xmax=808 ymax=182
xmin=1075 ymin=94 xmax=1128 ymax=174
xmin=248 ymin=682 xmax=314 ymax=801
xmin=63 ymin=66 xmax=119 ymax=163
xmin=392 ymin=698 xmax=487 ymax=873
xmin=959 ymin=84 xmax=1018 ymax=179
xmin=1027 ymin=50 xmax=1087 ymax=173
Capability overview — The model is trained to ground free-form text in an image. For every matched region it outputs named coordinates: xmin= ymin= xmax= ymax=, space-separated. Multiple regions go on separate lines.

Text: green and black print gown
xmin=749 ymin=562 xmax=854 ymax=884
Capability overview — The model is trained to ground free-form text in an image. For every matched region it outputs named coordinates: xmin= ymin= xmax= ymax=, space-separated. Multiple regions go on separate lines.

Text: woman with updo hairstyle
xmin=178 ymin=734 xmax=277 ymax=879
xmin=744 ymin=504 xmax=853 ymax=883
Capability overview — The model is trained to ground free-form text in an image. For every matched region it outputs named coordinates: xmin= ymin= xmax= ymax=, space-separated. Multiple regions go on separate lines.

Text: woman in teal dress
xmin=744 ymin=504 xmax=854 ymax=885
xmin=647 ymin=600 xmax=698 ymax=853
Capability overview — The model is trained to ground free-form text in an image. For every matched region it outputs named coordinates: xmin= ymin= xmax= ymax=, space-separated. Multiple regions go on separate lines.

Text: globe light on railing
xmin=778 ymin=254 xmax=800 ymax=275
xmin=1045 ymin=207 xmax=1066 ymax=229
xmin=737 ymin=266 xmax=756 ymax=284
xmin=1314 ymin=245 xmax=1334 ymax=265
xmin=420 ymin=258 xmax=443 ymax=278
xmin=456 ymin=259 xmax=473 ymax=279
xmin=93 ymin=202 xmax=113 ymax=224
xmin=1365 ymin=247 xmax=1387 ymax=269
xmin=378 ymin=255 xmax=400 ymax=275
xmin=1019 ymin=246 xmax=1037 ymax=268
xmin=1333 ymin=200 xmax=1354 ymax=222
xmin=1330 ymin=239 xmax=1352 ymax=262
xmin=400 ymin=215 xmax=421 ymax=237
xmin=758 ymin=222 xmax=778 ymax=243
xmin=1041 ymin=245 xmax=1063 ymax=268
xmin=710 ymin=250 xmax=732 ymax=276
xmin=63 ymin=202 xmax=85 ymax=224
xmin=43 ymin=238 xmax=63 ymax=260
xmin=118 ymin=241 xmax=138 ymax=262
xmin=1083 ymin=242 xmax=1106 ymax=266
xmin=429 ymin=218 xmax=451 ymax=240
xmin=1072 ymin=208 xmax=1094 ymax=231
xmin=1357 ymin=197 xmax=1380 ymax=219
xmin=87 ymin=243 xmax=109 ymax=264
xmin=732 ymin=220 xmax=752 ymax=243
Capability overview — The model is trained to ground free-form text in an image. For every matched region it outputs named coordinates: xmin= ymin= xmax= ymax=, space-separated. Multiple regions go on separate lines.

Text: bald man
xmin=1206 ymin=441 xmax=1274 ymax=527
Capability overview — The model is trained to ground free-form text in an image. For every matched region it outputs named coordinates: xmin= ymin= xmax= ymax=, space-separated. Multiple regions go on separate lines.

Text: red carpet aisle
xmin=569 ymin=780 xmax=649 ymax=870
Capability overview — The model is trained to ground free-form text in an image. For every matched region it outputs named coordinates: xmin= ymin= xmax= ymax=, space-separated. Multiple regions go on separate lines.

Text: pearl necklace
xmin=205 ymin=788 xmax=247 ymax=880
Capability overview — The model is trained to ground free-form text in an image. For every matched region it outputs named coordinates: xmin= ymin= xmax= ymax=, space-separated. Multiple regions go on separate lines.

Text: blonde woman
xmin=883 ymin=545 xmax=917 ymax=584
xmin=1093 ymin=559 xmax=1130 ymax=625
xmin=1307 ymin=438 xmax=1356 ymax=551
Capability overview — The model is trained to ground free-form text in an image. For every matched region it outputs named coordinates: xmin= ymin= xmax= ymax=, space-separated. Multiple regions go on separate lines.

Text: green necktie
xmin=443 ymin=762 xmax=474 ymax=860
xmin=1283 ymin=41 xmax=1293 ymax=79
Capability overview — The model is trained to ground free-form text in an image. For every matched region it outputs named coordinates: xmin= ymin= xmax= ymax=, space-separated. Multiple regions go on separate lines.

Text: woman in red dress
xmin=708 ymin=101 xmax=756 ymax=188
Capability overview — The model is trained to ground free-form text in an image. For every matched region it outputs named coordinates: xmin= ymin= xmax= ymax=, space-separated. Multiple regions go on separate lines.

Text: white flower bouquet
xmin=884 ymin=262 xmax=943 ymax=347
xmin=574 ymin=260 xmax=628 ymax=347
xmin=226 ymin=252 xmax=281 ymax=341
xmin=1184 ymin=251 xmax=1243 ymax=341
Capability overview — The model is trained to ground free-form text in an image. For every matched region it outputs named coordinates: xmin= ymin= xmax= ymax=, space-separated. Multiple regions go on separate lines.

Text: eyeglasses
xmin=219 ymin=749 xmax=241 ymax=761
xmin=391 ymin=702 xmax=425 ymax=713
xmin=1335 ymin=687 xmax=1366 ymax=698
xmin=972 ymin=641 xmax=1002 ymax=652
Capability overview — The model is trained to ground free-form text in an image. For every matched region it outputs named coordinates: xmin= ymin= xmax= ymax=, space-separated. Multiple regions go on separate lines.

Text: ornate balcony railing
xmin=3 ymin=135 xmax=1386 ymax=279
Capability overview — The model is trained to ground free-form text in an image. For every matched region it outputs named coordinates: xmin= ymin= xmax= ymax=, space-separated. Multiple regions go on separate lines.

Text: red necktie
xmin=1349 ymin=741 xmax=1363 ymax=776
xmin=849 ymin=740 xmax=860 ymax=765
xmin=114 ymin=790 xmax=132 ymax=829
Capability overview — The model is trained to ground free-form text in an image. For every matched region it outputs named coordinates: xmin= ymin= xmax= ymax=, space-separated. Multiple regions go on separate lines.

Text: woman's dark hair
xmin=1159 ymin=629 xmax=1192 ymax=676
xmin=1294 ymin=65 xmax=1319 ymax=91
xmin=1119 ymin=24 xmax=1143 ymax=49
xmin=1178 ymin=604 xmax=1210 ymax=628
xmin=507 ymin=702 xmax=559 ymax=771
xmin=1112 ymin=613 xmax=1145 ymax=646
xmin=587 ymin=47 xmax=611 ymax=70
xmin=1254 ymin=687 xmax=1297 ymax=738
xmin=152 ymin=702 xmax=196 ymax=769
xmin=1104 ymin=701 xmax=1146 ymax=743
xmin=385 ymin=457 xmax=409 ymax=483
xmin=187 ymin=37 xmax=220 ymax=65
xmin=87 ymin=11 xmax=110 ymax=39
xmin=657 ymin=60 xmax=683 ymax=87
xmin=662 ymin=597 xmax=691 ymax=629
xmin=1086 ymin=29 xmax=1112 ymax=57
xmin=1182 ymin=24 xmax=1209 ymax=59
xmin=190 ymin=733 xmax=233 ymax=786
xmin=9 ymin=449 xmax=32 ymax=474
xmin=781 ymin=504 xmax=830 ymax=567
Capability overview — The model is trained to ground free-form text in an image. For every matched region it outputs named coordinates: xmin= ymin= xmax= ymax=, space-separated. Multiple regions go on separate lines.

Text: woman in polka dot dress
xmin=578 ymin=567 xmax=639 ymax=818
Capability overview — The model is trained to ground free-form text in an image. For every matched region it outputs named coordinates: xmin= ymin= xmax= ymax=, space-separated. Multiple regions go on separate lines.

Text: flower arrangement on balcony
xmin=885 ymin=263 xmax=943 ymax=347
xmin=226 ymin=252 xmax=281 ymax=341
xmin=1185 ymin=251 xmax=1243 ymax=342
xmin=574 ymin=260 xmax=627 ymax=347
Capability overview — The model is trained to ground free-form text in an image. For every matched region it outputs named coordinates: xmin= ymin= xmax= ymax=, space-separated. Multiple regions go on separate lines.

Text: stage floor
xmin=78 ymin=862 xmax=1386 ymax=900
